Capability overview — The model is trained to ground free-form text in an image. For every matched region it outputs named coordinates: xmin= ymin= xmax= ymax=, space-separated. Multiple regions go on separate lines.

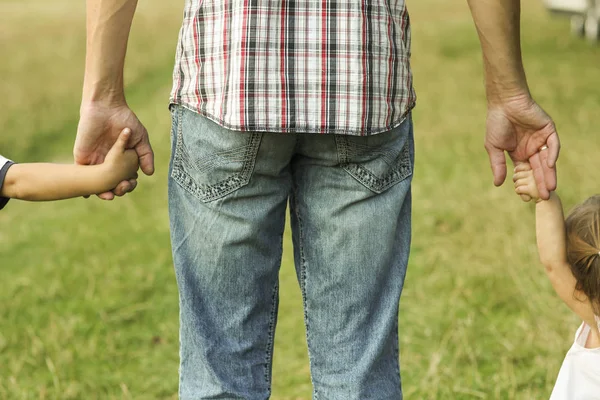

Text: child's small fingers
xmin=514 ymin=179 xmax=528 ymax=189
xmin=515 ymin=184 xmax=531 ymax=196
xmin=512 ymin=171 xmax=531 ymax=182
xmin=115 ymin=128 xmax=132 ymax=150
xmin=513 ymin=184 xmax=532 ymax=201
xmin=514 ymin=181 xmax=521 ymax=190
xmin=519 ymin=194 xmax=532 ymax=202
xmin=512 ymin=173 xmax=521 ymax=183
xmin=514 ymin=163 xmax=532 ymax=173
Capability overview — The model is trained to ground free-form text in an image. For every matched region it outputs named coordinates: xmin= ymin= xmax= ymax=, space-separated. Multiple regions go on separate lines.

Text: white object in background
xmin=544 ymin=0 xmax=600 ymax=41
xmin=544 ymin=0 xmax=589 ymax=14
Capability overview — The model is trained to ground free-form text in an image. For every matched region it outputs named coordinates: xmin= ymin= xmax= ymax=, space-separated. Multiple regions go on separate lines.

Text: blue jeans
xmin=168 ymin=105 xmax=414 ymax=400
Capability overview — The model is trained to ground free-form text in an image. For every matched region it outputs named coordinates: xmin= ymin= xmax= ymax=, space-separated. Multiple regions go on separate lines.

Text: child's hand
xmin=103 ymin=129 xmax=139 ymax=189
xmin=513 ymin=162 xmax=540 ymax=202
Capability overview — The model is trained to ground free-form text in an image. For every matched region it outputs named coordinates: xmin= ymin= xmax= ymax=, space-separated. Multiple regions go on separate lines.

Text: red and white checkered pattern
xmin=170 ymin=0 xmax=415 ymax=135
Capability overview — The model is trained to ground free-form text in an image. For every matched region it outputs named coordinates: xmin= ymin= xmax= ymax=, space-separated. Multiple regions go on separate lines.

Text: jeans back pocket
xmin=171 ymin=106 xmax=262 ymax=202
xmin=335 ymin=117 xmax=413 ymax=193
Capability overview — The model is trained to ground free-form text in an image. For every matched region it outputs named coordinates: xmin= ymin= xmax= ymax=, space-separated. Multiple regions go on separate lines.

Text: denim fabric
xmin=168 ymin=105 xmax=414 ymax=400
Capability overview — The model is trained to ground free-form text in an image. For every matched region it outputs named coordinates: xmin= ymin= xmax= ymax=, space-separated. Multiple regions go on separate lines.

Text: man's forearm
xmin=467 ymin=0 xmax=530 ymax=105
xmin=82 ymin=0 xmax=139 ymax=105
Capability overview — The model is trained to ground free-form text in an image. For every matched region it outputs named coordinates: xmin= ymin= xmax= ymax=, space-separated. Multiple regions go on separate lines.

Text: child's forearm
xmin=536 ymin=193 xmax=597 ymax=326
xmin=1 ymin=163 xmax=113 ymax=201
xmin=536 ymin=193 xmax=568 ymax=266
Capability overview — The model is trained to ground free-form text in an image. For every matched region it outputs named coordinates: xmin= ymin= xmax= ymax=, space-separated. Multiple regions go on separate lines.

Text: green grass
xmin=1 ymin=0 xmax=599 ymax=399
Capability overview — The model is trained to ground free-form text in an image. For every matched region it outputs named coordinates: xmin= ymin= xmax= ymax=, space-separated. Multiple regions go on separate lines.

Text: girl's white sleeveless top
xmin=549 ymin=318 xmax=600 ymax=400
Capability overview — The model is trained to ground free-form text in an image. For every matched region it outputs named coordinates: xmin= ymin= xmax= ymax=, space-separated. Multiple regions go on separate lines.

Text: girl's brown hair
xmin=566 ymin=195 xmax=600 ymax=315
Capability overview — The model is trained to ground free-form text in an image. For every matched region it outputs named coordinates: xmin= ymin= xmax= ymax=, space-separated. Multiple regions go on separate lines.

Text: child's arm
xmin=536 ymin=194 xmax=598 ymax=327
xmin=514 ymin=164 xmax=598 ymax=329
xmin=1 ymin=129 xmax=138 ymax=202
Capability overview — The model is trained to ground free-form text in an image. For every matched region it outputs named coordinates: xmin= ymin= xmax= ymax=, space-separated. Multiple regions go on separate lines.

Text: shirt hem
xmin=168 ymin=98 xmax=416 ymax=135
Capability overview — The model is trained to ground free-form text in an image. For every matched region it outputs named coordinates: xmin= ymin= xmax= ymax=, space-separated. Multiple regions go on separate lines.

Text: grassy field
xmin=0 ymin=0 xmax=599 ymax=399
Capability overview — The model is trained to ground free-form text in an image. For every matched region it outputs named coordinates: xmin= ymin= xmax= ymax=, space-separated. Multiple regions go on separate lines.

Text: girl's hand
xmin=102 ymin=129 xmax=139 ymax=190
xmin=513 ymin=162 xmax=540 ymax=202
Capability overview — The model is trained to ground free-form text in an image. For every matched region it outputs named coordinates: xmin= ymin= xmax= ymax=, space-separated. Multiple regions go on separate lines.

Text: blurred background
xmin=0 ymin=0 xmax=598 ymax=399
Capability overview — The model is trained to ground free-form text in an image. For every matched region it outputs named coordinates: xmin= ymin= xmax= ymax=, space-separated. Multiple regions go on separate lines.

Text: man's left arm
xmin=75 ymin=0 xmax=154 ymax=200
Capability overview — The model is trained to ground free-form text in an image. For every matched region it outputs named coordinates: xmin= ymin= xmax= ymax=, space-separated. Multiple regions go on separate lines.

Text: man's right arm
xmin=75 ymin=0 xmax=154 ymax=200
xmin=467 ymin=0 xmax=560 ymax=199
xmin=466 ymin=0 xmax=529 ymax=105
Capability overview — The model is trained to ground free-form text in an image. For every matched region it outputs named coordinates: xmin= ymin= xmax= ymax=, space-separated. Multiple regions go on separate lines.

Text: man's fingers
xmin=546 ymin=132 xmax=560 ymax=168
xmin=113 ymin=180 xmax=134 ymax=197
xmin=139 ymin=152 xmax=155 ymax=176
xmin=486 ymin=145 xmax=507 ymax=187
xmin=136 ymin=130 xmax=155 ymax=176
xmin=529 ymin=152 xmax=550 ymax=200
xmin=98 ymin=192 xmax=115 ymax=201
xmin=96 ymin=180 xmax=135 ymax=200
xmin=539 ymin=143 xmax=558 ymax=192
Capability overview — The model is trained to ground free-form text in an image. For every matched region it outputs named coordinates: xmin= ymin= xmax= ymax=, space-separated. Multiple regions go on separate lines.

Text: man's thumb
xmin=486 ymin=145 xmax=507 ymax=187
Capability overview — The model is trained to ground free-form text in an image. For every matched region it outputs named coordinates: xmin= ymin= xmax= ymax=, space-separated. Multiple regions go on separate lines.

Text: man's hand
xmin=74 ymin=102 xmax=154 ymax=200
xmin=485 ymin=94 xmax=560 ymax=200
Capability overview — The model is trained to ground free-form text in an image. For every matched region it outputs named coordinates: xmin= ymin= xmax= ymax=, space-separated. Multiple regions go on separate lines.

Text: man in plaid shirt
xmin=74 ymin=0 xmax=560 ymax=398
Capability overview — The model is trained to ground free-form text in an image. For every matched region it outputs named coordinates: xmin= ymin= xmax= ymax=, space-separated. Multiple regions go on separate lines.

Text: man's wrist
xmin=82 ymin=80 xmax=126 ymax=106
xmin=485 ymin=75 xmax=531 ymax=107
xmin=486 ymin=87 xmax=534 ymax=111
xmin=79 ymin=93 xmax=128 ymax=118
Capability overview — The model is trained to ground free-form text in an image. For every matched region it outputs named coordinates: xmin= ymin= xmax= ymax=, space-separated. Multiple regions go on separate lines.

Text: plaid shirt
xmin=170 ymin=0 xmax=415 ymax=135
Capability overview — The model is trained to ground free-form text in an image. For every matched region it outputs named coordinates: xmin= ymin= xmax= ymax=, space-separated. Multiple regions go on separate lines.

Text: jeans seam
xmin=290 ymin=182 xmax=318 ymax=399
xmin=263 ymin=280 xmax=279 ymax=393
xmin=394 ymin=318 xmax=401 ymax=386
xmin=263 ymin=186 xmax=286 ymax=395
